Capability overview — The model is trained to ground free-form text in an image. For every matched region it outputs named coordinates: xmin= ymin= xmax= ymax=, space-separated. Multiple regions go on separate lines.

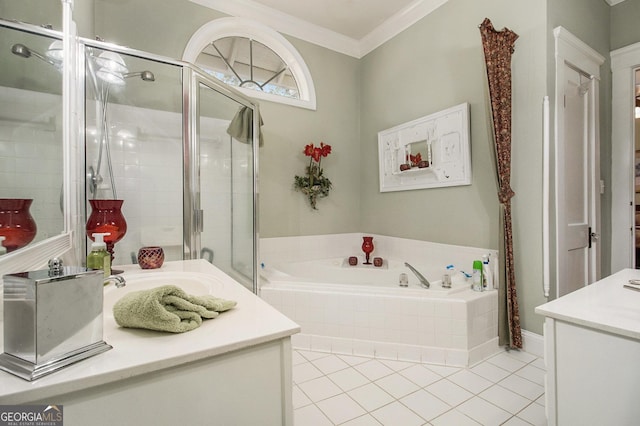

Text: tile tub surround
xmin=260 ymin=234 xmax=499 ymax=366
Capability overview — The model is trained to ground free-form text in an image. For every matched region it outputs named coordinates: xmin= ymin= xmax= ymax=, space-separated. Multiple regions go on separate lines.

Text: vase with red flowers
xmin=294 ymin=142 xmax=332 ymax=210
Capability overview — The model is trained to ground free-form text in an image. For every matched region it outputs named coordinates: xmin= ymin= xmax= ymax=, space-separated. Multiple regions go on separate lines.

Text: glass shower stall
xmin=82 ymin=38 xmax=259 ymax=292
xmin=0 ymin=18 xmax=259 ymax=292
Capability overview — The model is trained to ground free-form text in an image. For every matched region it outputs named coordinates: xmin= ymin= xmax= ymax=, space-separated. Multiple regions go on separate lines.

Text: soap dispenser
xmin=87 ymin=232 xmax=111 ymax=277
xmin=0 ymin=236 xmax=6 ymax=255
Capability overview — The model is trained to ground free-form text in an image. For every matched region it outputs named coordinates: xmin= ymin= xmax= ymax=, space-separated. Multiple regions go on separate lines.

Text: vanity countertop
xmin=0 ymin=259 xmax=300 ymax=404
xmin=535 ymin=268 xmax=640 ymax=340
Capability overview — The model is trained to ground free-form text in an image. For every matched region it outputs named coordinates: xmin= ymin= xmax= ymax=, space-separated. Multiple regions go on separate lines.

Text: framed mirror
xmin=0 ymin=22 xmax=64 ymax=256
xmin=378 ymin=102 xmax=471 ymax=192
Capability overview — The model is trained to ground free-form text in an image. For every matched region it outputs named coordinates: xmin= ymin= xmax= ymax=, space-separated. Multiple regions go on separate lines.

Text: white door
xmin=558 ymin=66 xmax=598 ymax=296
xmin=554 ymin=28 xmax=603 ymax=298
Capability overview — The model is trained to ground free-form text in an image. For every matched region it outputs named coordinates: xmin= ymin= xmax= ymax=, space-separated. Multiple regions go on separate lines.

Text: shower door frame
xmin=78 ymin=38 xmax=260 ymax=293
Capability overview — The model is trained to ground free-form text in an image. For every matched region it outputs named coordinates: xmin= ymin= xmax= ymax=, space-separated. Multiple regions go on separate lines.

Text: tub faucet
xmin=104 ymin=275 xmax=126 ymax=288
xmin=404 ymin=262 xmax=430 ymax=289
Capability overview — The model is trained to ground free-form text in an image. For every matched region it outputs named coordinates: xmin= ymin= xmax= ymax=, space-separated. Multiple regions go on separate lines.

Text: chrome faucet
xmin=404 ymin=262 xmax=430 ymax=289
xmin=104 ymin=274 xmax=126 ymax=288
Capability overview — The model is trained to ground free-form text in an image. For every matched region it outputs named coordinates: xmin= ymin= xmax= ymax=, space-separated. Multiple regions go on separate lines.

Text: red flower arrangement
xmin=294 ymin=142 xmax=333 ymax=209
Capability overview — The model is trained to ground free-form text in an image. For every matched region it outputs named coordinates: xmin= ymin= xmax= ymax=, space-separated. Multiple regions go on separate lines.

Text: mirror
xmin=378 ymin=102 xmax=471 ymax=192
xmin=0 ymin=23 xmax=64 ymax=255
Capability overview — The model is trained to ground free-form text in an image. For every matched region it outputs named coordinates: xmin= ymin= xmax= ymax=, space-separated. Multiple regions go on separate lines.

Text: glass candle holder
xmin=137 ymin=246 xmax=164 ymax=269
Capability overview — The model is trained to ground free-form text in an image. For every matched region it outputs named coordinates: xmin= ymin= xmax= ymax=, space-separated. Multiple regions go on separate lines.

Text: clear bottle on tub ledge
xmin=472 ymin=260 xmax=483 ymax=292
xmin=0 ymin=236 xmax=6 ymax=255
xmin=87 ymin=232 xmax=111 ymax=277
xmin=482 ymin=254 xmax=494 ymax=290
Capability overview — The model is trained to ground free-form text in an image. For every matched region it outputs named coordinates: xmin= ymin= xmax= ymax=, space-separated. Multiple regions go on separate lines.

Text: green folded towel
xmin=113 ymin=285 xmax=237 ymax=333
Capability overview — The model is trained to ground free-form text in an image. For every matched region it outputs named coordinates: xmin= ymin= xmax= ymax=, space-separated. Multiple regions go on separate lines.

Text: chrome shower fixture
xmin=11 ymin=42 xmax=62 ymax=69
xmin=93 ymin=50 xmax=155 ymax=86
xmin=125 ymin=70 xmax=155 ymax=82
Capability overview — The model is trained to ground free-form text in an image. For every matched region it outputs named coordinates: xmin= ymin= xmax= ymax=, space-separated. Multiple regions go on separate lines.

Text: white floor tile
xmin=470 ymin=360 xmax=511 ymax=383
xmin=531 ymin=357 xmax=545 ymax=370
xmin=479 ymin=384 xmax=531 ymax=414
xmin=514 ymin=364 xmax=545 ymax=386
xmin=499 ymin=374 xmax=545 ymax=400
xmin=503 ymin=349 xmax=537 ymax=364
xmin=347 ymin=383 xmax=394 ymax=412
xmin=293 ymin=385 xmax=312 ymax=409
xmin=399 ymin=364 xmax=442 ymax=387
xmin=448 ymin=370 xmax=493 ymax=394
xmin=374 ymin=373 xmax=420 ymax=399
xmin=400 ymin=389 xmax=451 ymax=421
xmin=338 ymin=354 xmax=370 ymax=366
xmin=312 ymin=354 xmax=350 ymax=374
xmin=371 ymin=401 xmax=425 ymax=426
xmin=486 ymin=352 xmax=526 ymax=372
xmin=327 ymin=367 xmax=370 ymax=392
xmin=502 ymin=416 xmax=532 ymax=426
xmin=457 ymin=396 xmax=512 ymax=426
xmin=426 ymin=379 xmax=474 ymax=406
xmin=294 ymin=404 xmax=333 ymax=426
xmin=298 ymin=350 xmax=332 ymax=361
xmin=298 ymin=376 xmax=343 ymax=402
xmin=431 ymin=409 xmax=482 ymax=425
xmin=316 ymin=393 xmax=367 ymax=425
xmin=354 ymin=359 xmax=394 ymax=381
xmin=341 ymin=414 xmax=383 ymax=425
xmin=426 ymin=364 xmax=462 ymax=377
xmin=379 ymin=358 xmax=414 ymax=371
xmin=293 ymin=350 xmax=308 ymax=366
xmin=293 ymin=362 xmax=324 ymax=384
xmin=535 ymin=394 xmax=545 ymax=407
xmin=517 ymin=402 xmax=548 ymax=426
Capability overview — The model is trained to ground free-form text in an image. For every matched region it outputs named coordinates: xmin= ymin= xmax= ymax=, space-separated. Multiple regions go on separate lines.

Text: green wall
xmin=361 ymin=0 xmax=547 ymax=333
xmin=611 ymin=0 xmax=640 ymax=50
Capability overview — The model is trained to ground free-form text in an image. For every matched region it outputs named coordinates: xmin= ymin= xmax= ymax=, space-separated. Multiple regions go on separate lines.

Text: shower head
xmin=11 ymin=43 xmax=31 ymax=58
xmin=11 ymin=43 xmax=61 ymax=68
xmin=123 ymin=70 xmax=155 ymax=82
xmin=140 ymin=71 xmax=155 ymax=82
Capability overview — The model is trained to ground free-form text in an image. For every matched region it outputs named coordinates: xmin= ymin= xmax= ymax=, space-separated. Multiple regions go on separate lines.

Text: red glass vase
xmin=362 ymin=236 xmax=374 ymax=265
xmin=86 ymin=199 xmax=127 ymax=262
xmin=0 ymin=198 xmax=37 ymax=252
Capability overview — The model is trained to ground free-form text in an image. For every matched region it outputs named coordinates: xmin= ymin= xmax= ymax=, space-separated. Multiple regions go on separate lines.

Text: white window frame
xmin=183 ymin=17 xmax=316 ymax=110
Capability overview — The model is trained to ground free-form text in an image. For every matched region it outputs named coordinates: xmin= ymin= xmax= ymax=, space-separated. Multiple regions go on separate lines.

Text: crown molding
xmin=190 ymin=0 xmax=361 ymax=57
xmin=359 ymin=0 xmax=449 ymax=57
xmin=190 ymin=0 xmax=449 ymax=59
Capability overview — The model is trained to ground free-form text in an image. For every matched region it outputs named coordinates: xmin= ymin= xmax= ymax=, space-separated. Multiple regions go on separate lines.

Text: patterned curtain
xmin=479 ymin=18 xmax=522 ymax=349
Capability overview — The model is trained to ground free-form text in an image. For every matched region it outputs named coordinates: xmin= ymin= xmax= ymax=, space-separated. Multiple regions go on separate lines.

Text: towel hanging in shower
xmin=227 ymin=106 xmax=264 ymax=146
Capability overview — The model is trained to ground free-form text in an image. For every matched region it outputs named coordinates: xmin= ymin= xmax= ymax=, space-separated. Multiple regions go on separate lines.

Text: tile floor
xmin=293 ymin=349 xmax=547 ymax=426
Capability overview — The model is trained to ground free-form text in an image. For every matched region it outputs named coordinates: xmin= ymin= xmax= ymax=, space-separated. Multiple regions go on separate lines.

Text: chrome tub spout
xmin=104 ymin=275 xmax=126 ymax=288
xmin=404 ymin=262 xmax=430 ymax=289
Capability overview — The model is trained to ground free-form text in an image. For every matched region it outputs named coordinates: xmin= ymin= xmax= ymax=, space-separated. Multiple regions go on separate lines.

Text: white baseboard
xmin=521 ymin=329 xmax=544 ymax=358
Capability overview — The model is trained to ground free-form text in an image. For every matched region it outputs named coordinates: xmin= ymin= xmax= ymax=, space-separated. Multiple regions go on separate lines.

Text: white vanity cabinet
xmin=0 ymin=260 xmax=300 ymax=426
xmin=536 ymin=269 xmax=640 ymax=426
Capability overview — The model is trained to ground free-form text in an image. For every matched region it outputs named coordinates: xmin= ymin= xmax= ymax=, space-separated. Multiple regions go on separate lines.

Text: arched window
xmin=183 ymin=17 xmax=316 ymax=110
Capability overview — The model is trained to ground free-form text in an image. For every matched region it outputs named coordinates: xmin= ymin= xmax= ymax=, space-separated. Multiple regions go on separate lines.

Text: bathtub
xmin=260 ymin=235 xmax=500 ymax=367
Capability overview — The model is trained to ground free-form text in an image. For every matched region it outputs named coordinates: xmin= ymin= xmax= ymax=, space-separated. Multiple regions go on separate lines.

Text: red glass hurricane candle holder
xmin=86 ymin=199 xmax=127 ymax=263
xmin=138 ymin=246 xmax=164 ymax=269
xmin=362 ymin=236 xmax=374 ymax=265
xmin=0 ymin=198 xmax=37 ymax=252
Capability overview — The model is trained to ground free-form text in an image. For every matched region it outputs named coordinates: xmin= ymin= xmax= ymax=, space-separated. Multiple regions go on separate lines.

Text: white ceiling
xmin=248 ymin=0 xmax=419 ymax=40
xmin=191 ymin=0 xmax=624 ymax=58
xmin=191 ymin=0 xmax=450 ymax=57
